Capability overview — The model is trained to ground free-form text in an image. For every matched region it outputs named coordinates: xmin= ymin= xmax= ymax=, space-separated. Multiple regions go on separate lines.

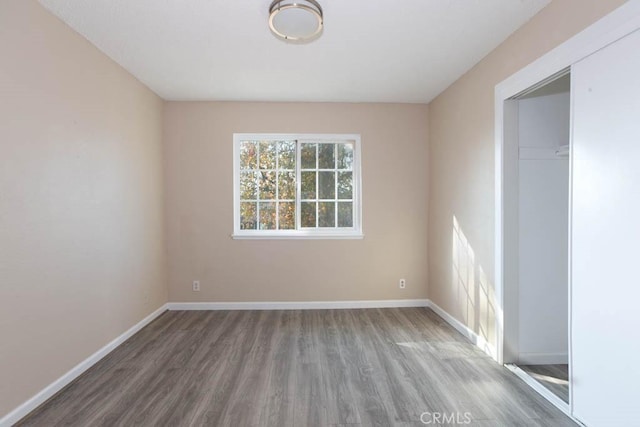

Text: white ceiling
xmin=39 ymin=0 xmax=550 ymax=103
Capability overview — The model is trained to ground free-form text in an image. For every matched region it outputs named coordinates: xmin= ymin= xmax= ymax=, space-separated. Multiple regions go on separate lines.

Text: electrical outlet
xmin=192 ymin=280 xmax=200 ymax=292
xmin=399 ymin=279 xmax=406 ymax=289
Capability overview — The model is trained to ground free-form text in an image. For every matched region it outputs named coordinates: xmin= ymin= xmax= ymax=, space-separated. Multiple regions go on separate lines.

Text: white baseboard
xmin=0 ymin=304 xmax=168 ymax=427
xmin=168 ymin=299 xmax=430 ymax=311
xmin=518 ymin=352 xmax=569 ymax=365
xmin=427 ymin=300 xmax=498 ymax=360
xmin=2 ymin=299 xmax=489 ymax=426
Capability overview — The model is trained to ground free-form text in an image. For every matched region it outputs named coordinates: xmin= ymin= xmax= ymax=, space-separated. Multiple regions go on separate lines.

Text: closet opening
xmin=501 ymin=71 xmax=571 ymax=410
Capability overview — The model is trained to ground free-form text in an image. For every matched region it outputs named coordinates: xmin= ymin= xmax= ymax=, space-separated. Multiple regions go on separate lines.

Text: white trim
xmin=495 ymin=1 xmax=640 ymax=365
xmin=518 ymin=352 xmax=569 ymax=365
xmin=231 ymin=231 xmax=364 ymax=240
xmin=495 ymin=2 xmax=640 ymax=101
xmin=567 ymin=70 xmax=576 ymax=412
xmin=0 ymin=304 xmax=168 ymax=427
xmin=427 ymin=301 xmax=497 ymax=359
xmin=168 ymin=299 xmax=429 ymax=311
xmin=505 ymin=364 xmax=579 ymax=422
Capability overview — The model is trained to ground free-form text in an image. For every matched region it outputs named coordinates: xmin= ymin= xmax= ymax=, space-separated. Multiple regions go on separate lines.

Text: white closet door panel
xmin=572 ymin=29 xmax=640 ymax=426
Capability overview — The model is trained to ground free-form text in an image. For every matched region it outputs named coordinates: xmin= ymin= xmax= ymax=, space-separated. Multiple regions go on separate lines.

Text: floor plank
xmin=17 ymin=308 xmax=576 ymax=426
xmin=519 ymin=364 xmax=570 ymax=403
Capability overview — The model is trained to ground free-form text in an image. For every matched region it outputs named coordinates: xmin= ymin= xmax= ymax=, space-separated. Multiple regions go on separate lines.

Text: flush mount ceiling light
xmin=268 ymin=0 xmax=323 ymax=42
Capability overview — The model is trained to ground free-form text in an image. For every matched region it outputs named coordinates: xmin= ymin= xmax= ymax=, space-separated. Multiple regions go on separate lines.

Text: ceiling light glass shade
xmin=269 ymin=0 xmax=323 ymax=42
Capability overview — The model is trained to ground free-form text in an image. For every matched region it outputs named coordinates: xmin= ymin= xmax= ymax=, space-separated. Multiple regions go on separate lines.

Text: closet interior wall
xmin=517 ymin=88 xmax=570 ymax=365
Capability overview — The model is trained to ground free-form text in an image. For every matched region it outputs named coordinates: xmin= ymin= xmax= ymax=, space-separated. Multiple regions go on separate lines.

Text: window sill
xmin=231 ymin=232 xmax=364 ymax=240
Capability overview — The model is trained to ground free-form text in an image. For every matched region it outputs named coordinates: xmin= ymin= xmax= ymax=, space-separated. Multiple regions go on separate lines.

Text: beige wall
xmin=3 ymin=0 xmax=621 ymax=419
xmin=427 ymin=0 xmax=626 ymax=349
xmin=163 ymin=102 xmax=429 ymax=302
xmin=0 ymin=0 xmax=167 ymax=418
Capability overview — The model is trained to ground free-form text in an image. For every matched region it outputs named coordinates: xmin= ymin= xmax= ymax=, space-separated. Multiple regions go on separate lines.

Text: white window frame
xmin=233 ymin=133 xmax=363 ymax=239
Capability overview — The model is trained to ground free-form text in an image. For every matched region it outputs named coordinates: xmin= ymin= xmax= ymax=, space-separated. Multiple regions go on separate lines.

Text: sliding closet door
xmin=571 ymin=29 xmax=640 ymax=426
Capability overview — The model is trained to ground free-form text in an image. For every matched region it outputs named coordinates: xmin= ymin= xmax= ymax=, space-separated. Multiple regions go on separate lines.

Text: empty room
xmin=2 ymin=0 xmax=639 ymax=426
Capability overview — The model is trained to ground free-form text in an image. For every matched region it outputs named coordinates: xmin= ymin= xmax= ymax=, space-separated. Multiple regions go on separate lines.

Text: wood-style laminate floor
xmin=18 ymin=308 xmax=576 ymax=426
xmin=519 ymin=364 xmax=569 ymax=404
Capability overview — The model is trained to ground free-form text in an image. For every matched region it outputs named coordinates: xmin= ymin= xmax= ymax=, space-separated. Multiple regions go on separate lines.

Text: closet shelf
xmin=519 ymin=145 xmax=570 ymax=159
xmin=555 ymin=145 xmax=570 ymax=157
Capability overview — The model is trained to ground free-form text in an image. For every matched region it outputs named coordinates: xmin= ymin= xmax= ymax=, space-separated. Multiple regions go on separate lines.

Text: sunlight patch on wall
xmin=452 ymin=216 xmax=496 ymax=353
xmin=452 ymin=216 xmax=475 ymax=331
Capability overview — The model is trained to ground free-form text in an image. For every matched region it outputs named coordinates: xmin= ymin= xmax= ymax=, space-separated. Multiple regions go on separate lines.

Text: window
xmin=233 ymin=134 xmax=362 ymax=239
